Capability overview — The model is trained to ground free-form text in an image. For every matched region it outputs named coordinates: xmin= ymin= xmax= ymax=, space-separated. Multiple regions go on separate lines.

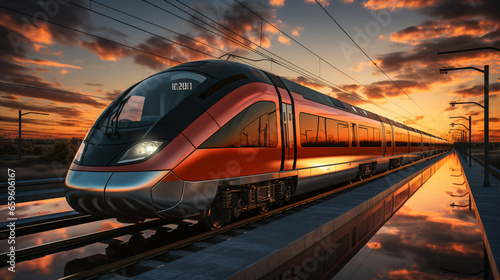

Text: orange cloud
xmin=292 ymin=26 xmax=304 ymax=37
xmin=278 ymin=34 xmax=291 ymax=45
xmin=269 ymin=0 xmax=285 ymax=7
xmin=363 ymin=0 xmax=440 ymax=11
xmin=350 ymin=61 xmax=367 ymax=72
xmin=12 ymin=57 xmax=82 ymax=69
xmin=0 ymin=13 xmax=54 ymax=46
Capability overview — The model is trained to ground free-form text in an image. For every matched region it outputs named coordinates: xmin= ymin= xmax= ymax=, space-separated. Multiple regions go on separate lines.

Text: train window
xmin=374 ymin=128 xmax=381 ymax=146
xmin=318 ymin=117 xmax=327 ymax=146
xmin=299 ymin=114 xmax=326 ymax=147
xmin=411 ymin=135 xmax=421 ymax=147
xmin=300 ymin=113 xmax=318 ymax=147
xmin=358 ymin=126 xmax=382 ymax=147
xmin=386 ymin=130 xmax=392 ymax=147
xmin=338 ymin=123 xmax=349 ymax=147
xmin=359 ymin=126 xmax=369 ymax=147
xmin=352 ymin=124 xmax=357 ymax=147
xmin=424 ymin=136 xmax=431 ymax=147
xmin=199 ymin=74 xmax=247 ymax=99
xmin=325 ymin=119 xmax=349 ymax=147
xmin=395 ymin=132 xmax=408 ymax=147
xmin=99 ymin=71 xmax=207 ymax=129
xmin=201 ymin=101 xmax=278 ymax=148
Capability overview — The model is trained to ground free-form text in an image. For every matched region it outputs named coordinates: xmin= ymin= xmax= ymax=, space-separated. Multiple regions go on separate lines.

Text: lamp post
xmin=450 ymin=116 xmax=472 ymax=167
xmin=441 ymin=65 xmax=489 ymax=187
xmin=19 ymin=110 xmax=49 ymax=160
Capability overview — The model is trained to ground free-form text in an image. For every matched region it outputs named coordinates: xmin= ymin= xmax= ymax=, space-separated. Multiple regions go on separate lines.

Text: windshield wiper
xmin=105 ymin=96 xmax=129 ymax=139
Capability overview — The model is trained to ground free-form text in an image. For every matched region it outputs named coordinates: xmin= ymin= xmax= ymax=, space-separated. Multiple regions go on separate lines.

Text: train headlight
xmin=73 ymin=142 xmax=86 ymax=164
xmin=117 ymin=141 xmax=163 ymax=164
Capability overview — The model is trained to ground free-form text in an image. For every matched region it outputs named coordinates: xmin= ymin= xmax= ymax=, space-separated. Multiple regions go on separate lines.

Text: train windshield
xmin=100 ymin=71 xmax=206 ymax=131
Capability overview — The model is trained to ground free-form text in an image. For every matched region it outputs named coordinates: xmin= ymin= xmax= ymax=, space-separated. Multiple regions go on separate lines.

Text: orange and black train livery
xmin=65 ymin=60 xmax=451 ymax=228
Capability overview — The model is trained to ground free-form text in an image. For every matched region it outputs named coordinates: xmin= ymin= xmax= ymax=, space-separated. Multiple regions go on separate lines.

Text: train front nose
xmin=65 ymin=170 xmax=184 ymax=220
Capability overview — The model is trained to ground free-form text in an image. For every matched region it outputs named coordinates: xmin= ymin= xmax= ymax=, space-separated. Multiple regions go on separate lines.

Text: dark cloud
xmin=104 ymin=89 xmax=122 ymax=101
xmin=443 ymin=106 xmax=457 ymax=112
xmin=80 ymin=38 xmax=134 ymax=61
xmin=84 ymin=82 xmax=104 ymax=87
xmin=454 ymin=82 xmax=500 ymax=97
xmin=288 ymin=76 xmax=328 ymax=90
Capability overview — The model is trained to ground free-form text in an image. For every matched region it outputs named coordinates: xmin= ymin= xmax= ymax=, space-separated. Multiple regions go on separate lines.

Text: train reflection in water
xmin=333 ymin=153 xmax=484 ymax=280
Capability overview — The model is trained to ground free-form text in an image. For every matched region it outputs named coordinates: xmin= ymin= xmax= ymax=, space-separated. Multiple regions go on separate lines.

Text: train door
xmin=282 ymin=103 xmax=295 ymax=170
xmin=385 ymin=128 xmax=393 ymax=156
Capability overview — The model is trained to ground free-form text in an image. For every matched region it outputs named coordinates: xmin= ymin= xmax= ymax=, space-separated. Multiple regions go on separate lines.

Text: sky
xmin=0 ymin=0 xmax=498 ymax=141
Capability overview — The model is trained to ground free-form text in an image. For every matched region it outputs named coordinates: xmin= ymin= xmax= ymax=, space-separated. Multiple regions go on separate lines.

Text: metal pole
xmin=484 ymin=65 xmax=490 ymax=187
xmin=18 ymin=110 xmax=21 ymax=160
xmin=469 ymin=116 xmax=472 ymax=167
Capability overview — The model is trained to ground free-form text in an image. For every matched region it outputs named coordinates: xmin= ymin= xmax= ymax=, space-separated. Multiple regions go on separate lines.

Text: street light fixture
xmin=19 ymin=110 xmax=49 ymax=160
xmin=440 ymin=65 xmax=490 ymax=187
xmin=450 ymin=116 xmax=472 ymax=167
xmin=438 ymin=46 xmax=499 ymax=186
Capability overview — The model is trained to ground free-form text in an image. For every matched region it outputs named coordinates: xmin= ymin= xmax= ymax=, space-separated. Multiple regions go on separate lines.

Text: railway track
xmin=0 ymin=218 xmax=179 ymax=265
xmin=0 ymin=211 xmax=101 ymax=240
xmin=55 ymin=152 xmax=447 ymax=280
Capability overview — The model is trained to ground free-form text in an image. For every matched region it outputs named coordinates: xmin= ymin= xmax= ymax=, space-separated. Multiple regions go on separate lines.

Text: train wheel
xmin=259 ymin=202 xmax=271 ymax=213
xmin=203 ymin=206 xmax=225 ymax=230
xmin=232 ymin=199 xmax=242 ymax=219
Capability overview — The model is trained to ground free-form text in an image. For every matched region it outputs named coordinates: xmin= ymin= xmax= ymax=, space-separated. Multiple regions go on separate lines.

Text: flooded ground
xmin=333 ymin=153 xmax=484 ymax=280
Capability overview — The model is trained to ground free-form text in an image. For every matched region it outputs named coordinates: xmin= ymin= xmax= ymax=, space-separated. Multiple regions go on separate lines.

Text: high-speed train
xmin=65 ymin=60 xmax=451 ymax=228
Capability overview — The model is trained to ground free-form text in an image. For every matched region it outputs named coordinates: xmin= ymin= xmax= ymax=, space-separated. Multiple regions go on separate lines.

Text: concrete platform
xmin=126 ymin=152 xmax=451 ymax=280
xmin=459 ymin=154 xmax=500 ymax=280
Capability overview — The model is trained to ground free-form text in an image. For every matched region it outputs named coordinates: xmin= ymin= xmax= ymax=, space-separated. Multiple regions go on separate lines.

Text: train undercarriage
xmin=202 ymin=178 xmax=296 ymax=229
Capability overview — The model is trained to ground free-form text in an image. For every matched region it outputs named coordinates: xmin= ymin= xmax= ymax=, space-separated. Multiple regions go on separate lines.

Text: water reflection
xmin=334 ymin=153 xmax=484 ymax=279
xmin=0 ymin=197 xmax=72 ymax=223
xmin=0 ymin=218 xmax=127 ymax=279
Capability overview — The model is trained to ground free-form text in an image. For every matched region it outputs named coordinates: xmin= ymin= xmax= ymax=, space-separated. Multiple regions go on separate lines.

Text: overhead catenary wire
xmin=0 ymin=5 xmax=183 ymax=65
xmin=2 ymin=2 xmax=421 ymax=127
xmin=165 ymin=0 xmax=419 ymax=123
xmin=68 ymin=1 xmax=220 ymax=60
xmin=161 ymin=0 xmax=410 ymax=120
xmin=313 ymin=0 xmax=440 ymax=128
xmin=232 ymin=0 xmax=424 ymax=123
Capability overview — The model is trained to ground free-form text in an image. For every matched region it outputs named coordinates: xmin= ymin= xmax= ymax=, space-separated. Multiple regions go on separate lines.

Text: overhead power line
xmin=162 ymin=0 xmax=419 ymax=123
xmin=232 ymin=0 xmax=430 ymax=127
xmin=313 ymin=0 xmax=439 ymax=127
xmin=0 ymin=5 xmax=183 ymax=65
